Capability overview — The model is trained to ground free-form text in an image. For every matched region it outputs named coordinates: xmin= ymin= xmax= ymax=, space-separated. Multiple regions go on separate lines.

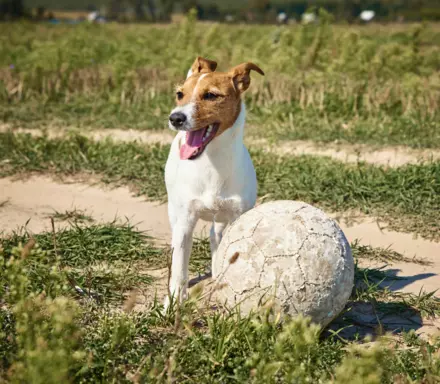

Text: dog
xmin=164 ymin=56 xmax=264 ymax=308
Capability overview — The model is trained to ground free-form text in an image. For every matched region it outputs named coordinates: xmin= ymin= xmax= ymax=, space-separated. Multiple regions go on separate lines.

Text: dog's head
xmin=169 ymin=57 xmax=264 ymax=160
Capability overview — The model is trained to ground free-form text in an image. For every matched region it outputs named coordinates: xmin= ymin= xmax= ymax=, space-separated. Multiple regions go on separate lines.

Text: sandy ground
xmin=1 ymin=175 xmax=439 ymax=337
xmin=1 ymin=176 xmax=438 ymax=296
xmin=2 ymin=126 xmax=440 ymax=167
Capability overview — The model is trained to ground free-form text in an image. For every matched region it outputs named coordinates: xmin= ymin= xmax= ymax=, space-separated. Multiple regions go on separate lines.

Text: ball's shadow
xmin=324 ymin=265 xmax=437 ymax=340
xmin=325 ymin=302 xmax=424 ymax=340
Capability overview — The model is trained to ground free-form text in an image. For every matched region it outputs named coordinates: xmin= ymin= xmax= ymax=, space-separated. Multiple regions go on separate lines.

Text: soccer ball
xmin=212 ymin=200 xmax=354 ymax=327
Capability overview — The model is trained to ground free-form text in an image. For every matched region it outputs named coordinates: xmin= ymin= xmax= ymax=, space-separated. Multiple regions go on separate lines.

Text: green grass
xmin=3 ymin=97 xmax=439 ymax=149
xmin=1 ymin=221 xmax=162 ymax=268
xmin=0 ymin=95 xmax=170 ymax=131
xmin=351 ymin=240 xmax=431 ymax=266
xmin=0 ymin=222 xmax=162 ymax=303
xmin=1 ymin=20 xmax=439 ymax=148
xmin=1 ymin=132 xmax=439 ymax=240
xmin=0 ymin=222 xmax=210 ymax=304
xmin=1 ymin=221 xmax=440 ymax=383
xmin=255 ymin=106 xmax=440 ymax=149
xmin=50 ymin=208 xmax=95 ymax=223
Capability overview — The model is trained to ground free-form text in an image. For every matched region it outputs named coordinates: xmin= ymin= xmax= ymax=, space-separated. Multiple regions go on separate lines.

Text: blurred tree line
xmin=2 ymin=0 xmax=440 ymax=21
xmin=0 ymin=0 xmax=26 ymax=20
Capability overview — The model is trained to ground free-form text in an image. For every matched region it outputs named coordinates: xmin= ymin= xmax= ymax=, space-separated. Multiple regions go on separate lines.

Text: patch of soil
xmin=250 ymin=138 xmax=440 ymax=167
xmin=330 ymin=212 xmax=440 ymax=295
xmin=0 ymin=176 xmax=210 ymax=238
xmin=131 ymin=267 xmax=171 ymax=312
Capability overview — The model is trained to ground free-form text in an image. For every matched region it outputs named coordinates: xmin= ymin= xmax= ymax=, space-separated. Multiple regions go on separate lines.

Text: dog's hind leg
xmin=209 ymin=220 xmax=227 ymax=277
xmin=210 ymin=220 xmax=227 ymax=259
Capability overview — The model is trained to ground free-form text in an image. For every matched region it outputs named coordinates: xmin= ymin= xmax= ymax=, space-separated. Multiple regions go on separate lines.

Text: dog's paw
xmin=162 ymin=295 xmax=172 ymax=314
xmin=162 ymin=289 xmax=187 ymax=315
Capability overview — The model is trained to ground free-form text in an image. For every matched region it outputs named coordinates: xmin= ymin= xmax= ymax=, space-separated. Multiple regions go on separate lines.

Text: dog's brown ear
xmin=229 ymin=62 xmax=265 ymax=93
xmin=190 ymin=56 xmax=217 ymax=75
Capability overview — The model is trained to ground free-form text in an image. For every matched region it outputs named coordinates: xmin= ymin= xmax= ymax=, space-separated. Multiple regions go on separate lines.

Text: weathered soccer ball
xmin=212 ymin=200 xmax=354 ymax=327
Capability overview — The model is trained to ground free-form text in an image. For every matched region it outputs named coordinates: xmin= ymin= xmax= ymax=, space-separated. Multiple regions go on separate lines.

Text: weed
xmin=0 ymin=241 xmax=85 ymax=383
xmin=351 ymin=240 xmax=431 ymax=266
xmin=50 ymin=208 xmax=94 ymax=223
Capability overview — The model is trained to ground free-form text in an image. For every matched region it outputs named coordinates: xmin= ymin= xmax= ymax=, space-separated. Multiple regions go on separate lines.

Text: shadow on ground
xmin=326 ymin=301 xmax=425 ymax=340
xmin=326 ymin=266 xmax=439 ymax=340
xmin=377 ymin=268 xmax=437 ymax=292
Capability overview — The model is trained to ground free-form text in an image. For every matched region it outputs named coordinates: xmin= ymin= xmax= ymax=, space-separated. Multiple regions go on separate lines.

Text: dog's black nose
xmin=169 ymin=112 xmax=187 ymax=128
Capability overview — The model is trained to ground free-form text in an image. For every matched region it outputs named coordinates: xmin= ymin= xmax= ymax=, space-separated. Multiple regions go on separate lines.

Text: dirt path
xmin=252 ymin=139 xmax=440 ymax=167
xmin=1 ymin=176 xmax=438 ymax=298
xmin=3 ymin=127 xmax=440 ymax=167
xmin=0 ymin=176 xmax=210 ymax=239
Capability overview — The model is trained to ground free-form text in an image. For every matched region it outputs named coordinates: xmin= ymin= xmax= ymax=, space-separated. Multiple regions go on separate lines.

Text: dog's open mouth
xmin=180 ymin=123 xmax=219 ymax=160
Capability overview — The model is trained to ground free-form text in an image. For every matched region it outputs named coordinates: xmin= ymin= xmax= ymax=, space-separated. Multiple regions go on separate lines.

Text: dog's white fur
xmin=164 ymin=71 xmax=257 ymax=306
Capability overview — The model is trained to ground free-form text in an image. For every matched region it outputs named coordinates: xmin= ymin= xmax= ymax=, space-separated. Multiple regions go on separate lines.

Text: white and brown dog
xmin=164 ymin=57 xmax=264 ymax=307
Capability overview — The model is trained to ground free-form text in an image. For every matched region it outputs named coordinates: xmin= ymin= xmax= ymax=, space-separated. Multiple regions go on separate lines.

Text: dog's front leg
xmin=165 ymin=212 xmax=198 ymax=309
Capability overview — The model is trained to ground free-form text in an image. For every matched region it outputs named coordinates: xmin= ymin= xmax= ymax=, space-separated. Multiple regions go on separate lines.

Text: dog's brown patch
xmin=175 ymin=57 xmax=264 ymax=137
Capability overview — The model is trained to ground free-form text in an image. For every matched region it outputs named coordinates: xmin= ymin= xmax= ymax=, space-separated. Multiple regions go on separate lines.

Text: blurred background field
xmin=12 ymin=0 xmax=440 ymax=22
xmin=1 ymin=16 xmax=439 ymax=148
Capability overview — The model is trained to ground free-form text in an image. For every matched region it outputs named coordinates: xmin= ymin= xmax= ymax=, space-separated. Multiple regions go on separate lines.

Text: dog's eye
xmin=203 ymin=92 xmax=218 ymax=101
xmin=176 ymin=91 xmax=184 ymax=100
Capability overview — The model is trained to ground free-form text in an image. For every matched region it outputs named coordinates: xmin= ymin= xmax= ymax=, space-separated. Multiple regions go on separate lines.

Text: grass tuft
xmin=351 ymin=240 xmax=431 ymax=266
xmin=1 ymin=222 xmax=162 ymax=304
xmin=49 ymin=208 xmax=95 ymax=223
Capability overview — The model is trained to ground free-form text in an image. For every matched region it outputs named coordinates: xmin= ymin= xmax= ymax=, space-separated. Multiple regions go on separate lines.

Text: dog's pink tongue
xmin=180 ymin=129 xmax=205 ymax=160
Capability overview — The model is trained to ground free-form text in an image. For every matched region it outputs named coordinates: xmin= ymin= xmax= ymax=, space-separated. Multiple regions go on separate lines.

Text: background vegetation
xmin=1 ymin=15 xmax=439 ymax=147
xmin=5 ymin=0 xmax=440 ymax=22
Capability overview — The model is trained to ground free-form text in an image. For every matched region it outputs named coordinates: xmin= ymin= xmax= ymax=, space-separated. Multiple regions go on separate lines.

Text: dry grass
xmin=1 ymin=17 xmax=439 ymax=146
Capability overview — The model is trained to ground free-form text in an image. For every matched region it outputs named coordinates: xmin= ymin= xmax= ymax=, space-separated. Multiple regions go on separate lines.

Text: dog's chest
xmin=172 ymin=173 xmax=245 ymax=222
xmin=166 ymin=152 xmax=242 ymax=201
xmin=165 ymin=134 xmax=253 ymax=217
